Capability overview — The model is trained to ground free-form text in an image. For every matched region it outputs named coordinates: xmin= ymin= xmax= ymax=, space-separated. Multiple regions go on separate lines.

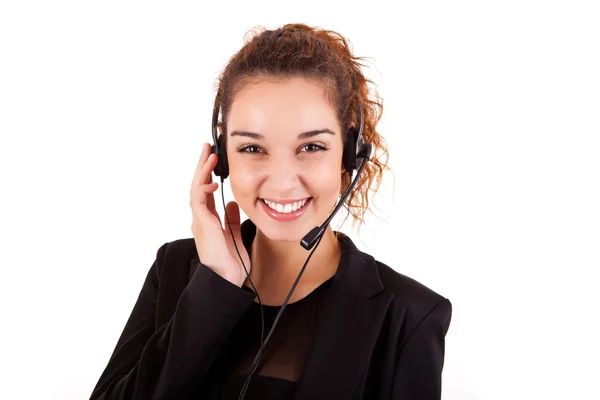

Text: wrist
xmin=224 ymin=272 xmax=245 ymax=287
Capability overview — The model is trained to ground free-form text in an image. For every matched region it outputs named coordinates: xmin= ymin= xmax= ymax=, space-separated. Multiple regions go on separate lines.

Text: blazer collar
xmin=238 ymin=219 xmax=394 ymax=399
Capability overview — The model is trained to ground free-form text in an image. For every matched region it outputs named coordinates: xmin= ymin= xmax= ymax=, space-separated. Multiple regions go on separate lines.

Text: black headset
xmin=209 ymin=76 xmax=372 ymax=399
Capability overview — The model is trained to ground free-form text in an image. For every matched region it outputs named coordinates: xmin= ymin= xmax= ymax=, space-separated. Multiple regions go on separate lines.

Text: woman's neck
xmin=244 ymin=226 xmax=342 ymax=304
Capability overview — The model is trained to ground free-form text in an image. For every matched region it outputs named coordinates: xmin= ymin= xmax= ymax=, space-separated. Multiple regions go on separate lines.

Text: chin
xmin=253 ymin=217 xmax=314 ymax=244
xmin=257 ymin=226 xmax=306 ymax=243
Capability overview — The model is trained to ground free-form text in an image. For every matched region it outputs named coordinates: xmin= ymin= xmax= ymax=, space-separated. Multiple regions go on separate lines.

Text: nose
xmin=266 ymin=153 xmax=301 ymax=193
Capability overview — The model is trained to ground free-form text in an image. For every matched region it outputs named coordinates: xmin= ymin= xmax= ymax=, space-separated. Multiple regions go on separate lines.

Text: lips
xmin=259 ymin=197 xmax=313 ymax=222
xmin=262 ymin=197 xmax=310 ymax=213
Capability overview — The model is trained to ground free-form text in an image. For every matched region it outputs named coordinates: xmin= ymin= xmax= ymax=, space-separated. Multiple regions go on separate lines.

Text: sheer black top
xmin=202 ymin=275 xmax=334 ymax=399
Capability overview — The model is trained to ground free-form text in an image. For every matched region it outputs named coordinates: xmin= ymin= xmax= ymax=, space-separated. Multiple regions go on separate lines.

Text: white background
xmin=1 ymin=1 xmax=598 ymax=399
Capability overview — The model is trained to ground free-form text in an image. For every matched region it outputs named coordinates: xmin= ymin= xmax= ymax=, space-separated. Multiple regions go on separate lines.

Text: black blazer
xmin=90 ymin=219 xmax=452 ymax=399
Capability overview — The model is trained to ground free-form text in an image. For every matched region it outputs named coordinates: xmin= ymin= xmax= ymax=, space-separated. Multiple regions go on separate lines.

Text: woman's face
xmin=226 ymin=76 xmax=344 ymax=242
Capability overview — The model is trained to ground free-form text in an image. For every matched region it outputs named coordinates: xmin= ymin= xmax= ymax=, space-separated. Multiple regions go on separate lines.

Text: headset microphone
xmin=302 ymin=90 xmax=371 ymax=250
xmin=301 ymin=143 xmax=372 ymax=250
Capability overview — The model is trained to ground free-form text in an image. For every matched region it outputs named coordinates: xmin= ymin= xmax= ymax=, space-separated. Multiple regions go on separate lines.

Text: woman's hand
xmin=189 ymin=143 xmax=251 ymax=287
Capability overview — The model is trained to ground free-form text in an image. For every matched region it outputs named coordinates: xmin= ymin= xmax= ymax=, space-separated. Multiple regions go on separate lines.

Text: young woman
xmin=90 ymin=23 xmax=452 ymax=400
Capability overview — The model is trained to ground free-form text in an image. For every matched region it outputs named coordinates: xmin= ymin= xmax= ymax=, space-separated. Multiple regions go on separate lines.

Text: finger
xmin=205 ymin=171 xmax=218 ymax=217
xmin=190 ymin=163 xmax=223 ymax=230
xmin=191 ymin=143 xmax=215 ymax=189
xmin=224 ymin=201 xmax=241 ymax=228
xmin=204 ymin=181 xmax=222 ymax=225
xmin=190 ymin=173 xmax=215 ymax=209
xmin=191 ymin=143 xmax=210 ymax=189
xmin=190 ymin=154 xmax=218 ymax=204
xmin=190 ymin=180 xmax=218 ymax=209
xmin=202 ymin=182 xmax=219 ymax=193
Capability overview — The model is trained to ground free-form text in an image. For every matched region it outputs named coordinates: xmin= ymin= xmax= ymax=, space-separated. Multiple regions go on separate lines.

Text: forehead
xmin=227 ymin=77 xmax=339 ymax=135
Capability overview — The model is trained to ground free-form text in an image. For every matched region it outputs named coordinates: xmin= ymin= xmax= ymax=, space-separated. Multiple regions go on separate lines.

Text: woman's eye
xmin=238 ymin=145 xmax=263 ymax=153
xmin=300 ymin=143 xmax=327 ymax=153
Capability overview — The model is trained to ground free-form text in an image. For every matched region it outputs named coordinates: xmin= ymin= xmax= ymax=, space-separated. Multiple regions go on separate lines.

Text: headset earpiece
xmin=211 ymin=134 xmax=229 ymax=180
xmin=342 ymin=126 xmax=361 ymax=173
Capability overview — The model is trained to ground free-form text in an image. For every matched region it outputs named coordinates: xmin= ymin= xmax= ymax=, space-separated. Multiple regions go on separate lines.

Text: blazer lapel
xmin=188 ymin=220 xmax=394 ymax=398
xmin=293 ymin=233 xmax=394 ymax=400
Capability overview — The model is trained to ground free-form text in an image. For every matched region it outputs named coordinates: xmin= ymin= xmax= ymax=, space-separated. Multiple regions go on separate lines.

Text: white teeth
xmin=263 ymin=198 xmax=309 ymax=214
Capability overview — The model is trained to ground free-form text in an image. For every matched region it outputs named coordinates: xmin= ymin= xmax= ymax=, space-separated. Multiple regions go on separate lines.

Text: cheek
xmin=309 ymin=165 xmax=342 ymax=199
xmin=228 ymin=157 xmax=270 ymax=210
xmin=229 ymin=166 xmax=258 ymax=195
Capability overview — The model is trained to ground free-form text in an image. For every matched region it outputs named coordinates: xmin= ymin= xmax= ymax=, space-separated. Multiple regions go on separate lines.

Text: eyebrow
xmin=229 ymin=128 xmax=335 ymax=140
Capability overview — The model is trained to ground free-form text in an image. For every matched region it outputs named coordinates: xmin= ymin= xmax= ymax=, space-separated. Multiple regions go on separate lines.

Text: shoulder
xmin=151 ymin=237 xmax=198 ymax=278
xmin=161 ymin=237 xmax=197 ymax=258
xmin=375 ymin=259 xmax=448 ymax=313
xmin=373 ymin=258 xmax=452 ymax=342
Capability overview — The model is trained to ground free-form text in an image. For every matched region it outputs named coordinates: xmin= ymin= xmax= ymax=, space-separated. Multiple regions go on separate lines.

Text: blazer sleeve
xmin=89 ymin=242 xmax=257 ymax=400
xmin=391 ymin=298 xmax=452 ymax=400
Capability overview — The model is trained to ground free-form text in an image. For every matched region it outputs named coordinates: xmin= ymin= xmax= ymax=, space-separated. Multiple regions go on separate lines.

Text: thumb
xmin=224 ymin=201 xmax=241 ymax=229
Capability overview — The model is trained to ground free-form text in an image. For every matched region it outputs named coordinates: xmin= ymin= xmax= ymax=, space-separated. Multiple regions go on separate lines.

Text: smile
xmin=262 ymin=198 xmax=310 ymax=213
xmin=259 ymin=197 xmax=313 ymax=222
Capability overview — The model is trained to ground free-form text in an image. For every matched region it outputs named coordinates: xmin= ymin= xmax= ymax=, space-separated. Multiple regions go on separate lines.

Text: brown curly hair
xmin=214 ymin=23 xmax=390 ymax=230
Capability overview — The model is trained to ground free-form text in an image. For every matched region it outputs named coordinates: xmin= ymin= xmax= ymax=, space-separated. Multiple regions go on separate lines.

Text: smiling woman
xmin=226 ymin=77 xmax=345 ymax=241
xmin=89 ymin=23 xmax=452 ymax=400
